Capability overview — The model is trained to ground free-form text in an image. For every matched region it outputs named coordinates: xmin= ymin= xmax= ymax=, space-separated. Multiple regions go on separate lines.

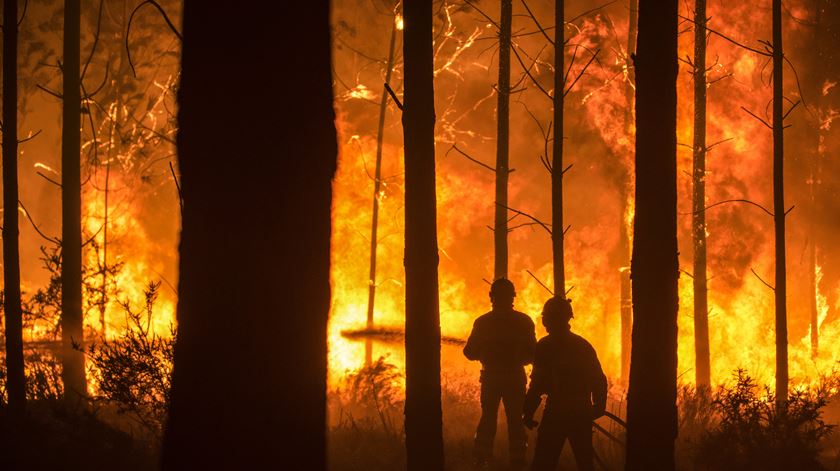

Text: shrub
xmin=695 ymin=369 xmax=834 ymax=470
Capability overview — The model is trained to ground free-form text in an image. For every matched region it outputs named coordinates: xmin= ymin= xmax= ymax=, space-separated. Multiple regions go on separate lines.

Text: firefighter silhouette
xmin=523 ymin=297 xmax=608 ymax=471
xmin=464 ymin=278 xmax=537 ymax=468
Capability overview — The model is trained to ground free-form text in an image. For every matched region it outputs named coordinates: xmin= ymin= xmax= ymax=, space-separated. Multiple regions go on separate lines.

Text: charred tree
xmin=3 ymin=0 xmax=26 ymax=415
xmin=691 ymin=0 xmax=711 ymax=389
xmin=625 ymin=0 xmax=679 ymax=468
xmin=772 ymin=0 xmax=788 ymax=406
xmin=402 ymin=0 xmax=444 ymax=469
xmin=366 ymin=12 xmax=399 ymax=364
xmin=552 ymin=0 xmax=565 ymax=293
xmin=160 ymin=3 xmax=336 ymax=469
xmin=494 ymin=0 xmax=512 ymax=280
xmin=619 ymin=0 xmax=637 ymax=385
xmin=807 ymin=0 xmax=825 ymax=358
xmin=61 ymin=0 xmax=87 ymax=405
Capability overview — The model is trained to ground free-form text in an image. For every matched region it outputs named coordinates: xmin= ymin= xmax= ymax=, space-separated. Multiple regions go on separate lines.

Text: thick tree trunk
xmin=625 ymin=0 xmax=679 ymax=469
xmin=494 ymin=0 xmax=511 ymax=280
xmin=3 ymin=0 xmax=26 ymax=415
xmin=772 ymin=0 xmax=788 ymax=406
xmin=402 ymin=1 xmax=444 ymax=469
xmin=552 ymin=0 xmax=565 ymax=294
xmin=619 ymin=0 xmax=637 ymax=385
xmin=692 ymin=0 xmax=711 ymax=389
xmin=61 ymin=0 xmax=87 ymax=405
xmin=160 ymin=3 xmax=336 ymax=469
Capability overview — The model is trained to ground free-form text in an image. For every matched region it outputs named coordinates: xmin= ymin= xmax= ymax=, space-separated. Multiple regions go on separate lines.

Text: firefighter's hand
xmin=523 ymin=415 xmax=538 ymax=430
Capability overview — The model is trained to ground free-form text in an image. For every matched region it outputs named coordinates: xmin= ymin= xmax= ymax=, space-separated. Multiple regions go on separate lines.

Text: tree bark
xmin=552 ymin=0 xmax=565 ymax=294
xmin=61 ymin=0 xmax=87 ymax=406
xmin=402 ymin=1 xmax=444 ymax=469
xmin=3 ymin=0 xmax=26 ymax=416
xmin=160 ymin=3 xmax=336 ymax=469
xmin=619 ymin=0 xmax=637 ymax=385
xmin=625 ymin=0 xmax=679 ymax=469
xmin=772 ymin=0 xmax=788 ymax=407
xmin=692 ymin=0 xmax=711 ymax=389
xmin=494 ymin=0 xmax=511 ymax=280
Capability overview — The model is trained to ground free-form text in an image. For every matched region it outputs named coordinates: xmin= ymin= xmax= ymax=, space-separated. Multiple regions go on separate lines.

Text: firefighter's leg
xmin=475 ymin=377 xmax=502 ymax=464
xmin=530 ymin=419 xmax=566 ymax=471
xmin=502 ymin=374 xmax=527 ymax=466
xmin=567 ymin=422 xmax=595 ymax=471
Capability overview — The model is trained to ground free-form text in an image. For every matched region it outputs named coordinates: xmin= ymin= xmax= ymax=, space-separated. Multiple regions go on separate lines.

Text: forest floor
xmin=328 ymin=359 xmax=840 ymax=471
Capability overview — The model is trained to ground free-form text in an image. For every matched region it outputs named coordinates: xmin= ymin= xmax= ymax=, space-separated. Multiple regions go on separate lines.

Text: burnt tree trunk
xmin=61 ymin=0 xmax=86 ymax=405
xmin=552 ymin=0 xmax=565 ymax=293
xmin=160 ymin=3 xmax=336 ymax=469
xmin=625 ymin=0 xmax=679 ymax=468
xmin=619 ymin=0 xmax=637 ymax=385
xmin=494 ymin=0 xmax=511 ymax=280
xmin=366 ymin=14 xmax=399 ymax=364
xmin=402 ymin=0 xmax=444 ymax=469
xmin=692 ymin=0 xmax=711 ymax=389
xmin=772 ymin=0 xmax=788 ymax=406
xmin=807 ymin=0 xmax=824 ymax=358
xmin=3 ymin=0 xmax=26 ymax=415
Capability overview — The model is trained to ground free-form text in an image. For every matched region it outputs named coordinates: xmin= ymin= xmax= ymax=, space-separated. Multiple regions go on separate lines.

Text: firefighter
xmin=523 ymin=297 xmax=608 ymax=471
xmin=464 ymin=278 xmax=537 ymax=468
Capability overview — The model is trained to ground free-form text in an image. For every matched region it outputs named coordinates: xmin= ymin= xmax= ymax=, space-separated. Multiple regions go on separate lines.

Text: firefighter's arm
xmin=519 ymin=317 xmax=537 ymax=366
xmin=590 ymin=350 xmax=608 ymax=418
xmin=523 ymin=342 xmax=549 ymax=428
xmin=463 ymin=319 xmax=484 ymax=361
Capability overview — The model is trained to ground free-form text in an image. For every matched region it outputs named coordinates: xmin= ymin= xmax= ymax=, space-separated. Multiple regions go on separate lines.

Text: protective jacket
xmin=523 ymin=330 xmax=607 ymax=420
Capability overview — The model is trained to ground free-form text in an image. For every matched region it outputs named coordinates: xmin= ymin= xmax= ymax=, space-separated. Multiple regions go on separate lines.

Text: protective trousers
xmin=474 ymin=370 xmax=527 ymax=465
xmin=530 ymin=414 xmax=594 ymax=471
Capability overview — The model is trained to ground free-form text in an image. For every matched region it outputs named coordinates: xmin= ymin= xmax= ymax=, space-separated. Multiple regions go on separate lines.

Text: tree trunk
xmin=625 ymin=0 xmax=679 ymax=468
xmin=807 ymin=0 xmax=824 ymax=359
xmin=366 ymin=15 xmax=399 ymax=364
xmin=160 ymin=3 xmax=335 ymax=469
xmin=619 ymin=0 xmax=637 ymax=385
xmin=552 ymin=0 xmax=565 ymax=294
xmin=692 ymin=0 xmax=711 ymax=389
xmin=402 ymin=1 xmax=444 ymax=469
xmin=494 ymin=0 xmax=511 ymax=280
xmin=61 ymin=0 xmax=87 ymax=406
xmin=3 ymin=0 xmax=26 ymax=416
xmin=772 ymin=0 xmax=788 ymax=407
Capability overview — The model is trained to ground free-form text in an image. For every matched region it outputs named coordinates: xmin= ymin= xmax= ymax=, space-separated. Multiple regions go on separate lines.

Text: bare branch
xmin=169 ymin=161 xmax=183 ymax=211
xmin=127 ymin=0 xmax=183 ymax=77
xmin=740 ymin=106 xmax=773 ymax=130
xmin=706 ymin=137 xmax=733 ymax=152
xmin=526 ymin=269 xmax=554 ymax=295
xmin=36 ymin=84 xmax=62 ymax=100
xmin=683 ymin=198 xmax=774 ymax=218
xmin=510 ymin=45 xmax=553 ymax=100
xmin=81 ymin=0 xmax=104 ymax=82
xmin=679 ymin=14 xmax=771 ymax=57
xmin=18 ymin=200 xmax=59 ymax=245
xmin=520 ymin=0 xmax=555 ymax=46
xmin=564 ymin=49 xmax=600 ymax=97
xmin=750 ymin=268 xmax=775 ymax=291
xmin=498 ymin=203 xmax=552 ymax=235
xmin=446 ymin=144 xmax=495 ymax=172
xmin=384 ymin=82 xmax=404 ymax=110
xmin=36 ymin=171 xmax=62 ymax=188
xmin=18 ymin=129 xmax=42 ymax=145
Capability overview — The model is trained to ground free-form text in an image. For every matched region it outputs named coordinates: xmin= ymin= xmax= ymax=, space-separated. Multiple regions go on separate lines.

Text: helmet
xmin=542 ymin=297 xmax=573 ymax=321
xmin=489 ymin=278 xmax=516 ymax=300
